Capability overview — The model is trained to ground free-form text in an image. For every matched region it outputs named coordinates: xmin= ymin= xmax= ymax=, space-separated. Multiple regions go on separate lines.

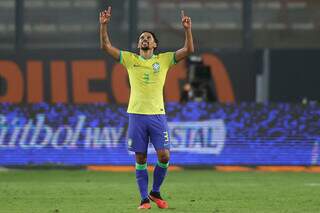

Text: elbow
xmin=100 ymin=43 xmax=106 ymax=51
xmin=183 ymin=46 xmax=194 ymax=55
xmin=188 ymin=46 xmax=194 ymax=54
xmin=100 ymin=44 xmax=110 ymax=52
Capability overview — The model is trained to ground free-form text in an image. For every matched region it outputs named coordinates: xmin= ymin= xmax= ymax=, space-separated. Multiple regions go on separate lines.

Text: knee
xmin=158 ymin=153 xmax=170 ymax=164
xmin=136 ymin=153 xmax=147 ymax=164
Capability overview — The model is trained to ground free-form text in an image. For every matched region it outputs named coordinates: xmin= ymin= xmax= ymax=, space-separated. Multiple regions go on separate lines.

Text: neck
xmin=139 ymin=49 xmax=154 ymax=59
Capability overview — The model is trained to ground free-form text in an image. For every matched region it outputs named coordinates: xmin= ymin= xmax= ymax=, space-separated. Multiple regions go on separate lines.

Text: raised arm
xmin=175 ymin=10 xmax=194 ymax=62
xmin=100 ymin=6 xmax=120 ymax=60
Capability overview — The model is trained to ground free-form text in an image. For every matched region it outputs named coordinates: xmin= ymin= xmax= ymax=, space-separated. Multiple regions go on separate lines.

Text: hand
xmin=100 ymin=6 xmax=111 ymax=24
xmin=181 ymin=10 xmax=192 ymax=29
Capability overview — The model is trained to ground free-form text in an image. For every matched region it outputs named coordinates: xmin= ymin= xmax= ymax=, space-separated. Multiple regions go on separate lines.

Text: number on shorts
xmin=163 ymin=131 xmax=169 ymax=142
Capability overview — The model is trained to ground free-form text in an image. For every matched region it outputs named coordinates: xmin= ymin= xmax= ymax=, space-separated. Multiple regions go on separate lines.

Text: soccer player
xmin=99 ymin=6 xmax=194 ymax=210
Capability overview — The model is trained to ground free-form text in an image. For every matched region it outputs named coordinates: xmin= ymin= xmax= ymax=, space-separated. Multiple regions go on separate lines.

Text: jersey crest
xmin=152 ymin=62 xmax=160 ymax=73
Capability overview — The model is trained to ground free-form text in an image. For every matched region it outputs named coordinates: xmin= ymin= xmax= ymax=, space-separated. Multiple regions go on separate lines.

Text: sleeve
xmin=161 ymin=52 xmax=177 ymax=68
xmin=120 ymin=50 xmax=134 ymax=68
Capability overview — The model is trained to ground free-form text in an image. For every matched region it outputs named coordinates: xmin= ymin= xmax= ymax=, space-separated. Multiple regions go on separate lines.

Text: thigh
xmin=148 ymin=115 xmax=170 ymax=151
xmin=128 ymin=114 xmax=149 ymax=153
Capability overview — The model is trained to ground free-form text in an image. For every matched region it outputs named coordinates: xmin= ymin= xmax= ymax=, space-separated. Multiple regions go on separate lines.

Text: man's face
xmin=138 ymin=32 xmax=157 ymax=51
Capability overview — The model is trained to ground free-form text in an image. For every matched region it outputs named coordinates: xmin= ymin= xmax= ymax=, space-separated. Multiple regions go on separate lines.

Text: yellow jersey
xmin=120 ymin=51 xmax=177 ymax=114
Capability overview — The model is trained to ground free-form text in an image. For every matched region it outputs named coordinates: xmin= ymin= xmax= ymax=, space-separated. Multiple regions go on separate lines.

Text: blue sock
xmin=135 ymin=163 xmax=149 ymax=200
xmin=152 ymin=161 xmax=169 ymax=193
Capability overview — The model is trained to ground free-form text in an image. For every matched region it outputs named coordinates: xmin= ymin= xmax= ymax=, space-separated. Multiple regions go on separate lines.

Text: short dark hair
xmin=137 ymin=31 xmax=159 ymax=49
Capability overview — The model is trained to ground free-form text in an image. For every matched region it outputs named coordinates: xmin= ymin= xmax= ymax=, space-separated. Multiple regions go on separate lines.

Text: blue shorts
xmin=127 ymin=114 xmax=170 ymax=153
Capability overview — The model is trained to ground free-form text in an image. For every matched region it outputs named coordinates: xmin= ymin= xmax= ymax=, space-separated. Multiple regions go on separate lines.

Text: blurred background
xmin=0 ymin=0 xmax=319 ymax=166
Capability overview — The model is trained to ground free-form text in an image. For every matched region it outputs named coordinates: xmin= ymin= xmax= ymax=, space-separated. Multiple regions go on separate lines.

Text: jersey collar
xmin=139 ymin=54 xmax=156 ymax=61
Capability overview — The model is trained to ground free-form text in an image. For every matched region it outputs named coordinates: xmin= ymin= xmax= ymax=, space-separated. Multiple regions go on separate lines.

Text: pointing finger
xmin=181 ymin=10 xmax=185 ymax=19
xmin=108 ymin=6 xmax=111 ymax=14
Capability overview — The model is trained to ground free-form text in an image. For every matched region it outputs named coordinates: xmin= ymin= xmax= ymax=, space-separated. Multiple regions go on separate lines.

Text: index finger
xmin=107 ymin=6 xmax=111 ymax=13
xmin=181 ymin=10 xmax=185 ymax=19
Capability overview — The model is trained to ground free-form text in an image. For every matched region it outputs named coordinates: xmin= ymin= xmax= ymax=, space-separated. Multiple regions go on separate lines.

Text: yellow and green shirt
xmin=120 ymin=51 xmax=177 ymax=114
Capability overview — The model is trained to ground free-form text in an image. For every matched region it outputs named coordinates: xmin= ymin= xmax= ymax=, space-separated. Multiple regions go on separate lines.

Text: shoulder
xmin=158 ymin=52 xmax=175 ymax=58
xmin=121 ymin=50 xmax=138 ymax=58
xmin=158 ymin=52 xmax=177 ymax=65
xmin=120 ymin=51 xmax=139 ymax=64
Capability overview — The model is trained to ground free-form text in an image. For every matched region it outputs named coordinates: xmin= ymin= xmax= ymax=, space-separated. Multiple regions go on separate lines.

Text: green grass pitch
xmin=0 ymin=170 xmax=319 ymax=213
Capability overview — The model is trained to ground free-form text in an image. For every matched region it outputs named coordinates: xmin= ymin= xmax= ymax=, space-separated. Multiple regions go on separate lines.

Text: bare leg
xmin=156 ymin=149 xmax=170 ymax=164
xmin=135 ymin=152 xmax=147 ymax=164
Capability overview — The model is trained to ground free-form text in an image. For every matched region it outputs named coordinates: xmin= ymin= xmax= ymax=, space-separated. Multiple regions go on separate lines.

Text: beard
xmin=141 ymin=46 xmax=149 ymax=51
xmin=141 ymin=42 xmax=149 ymax=51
